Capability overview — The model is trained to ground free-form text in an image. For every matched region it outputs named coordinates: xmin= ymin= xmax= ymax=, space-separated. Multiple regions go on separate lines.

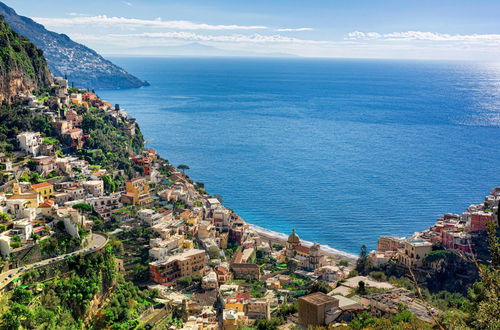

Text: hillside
xmin=0 ymin=16 xmax=51 ymax=102
xmin=0 ymin=1 xmax=148 ymax=89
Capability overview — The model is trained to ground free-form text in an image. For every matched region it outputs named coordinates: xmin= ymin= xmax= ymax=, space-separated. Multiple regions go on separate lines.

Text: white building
xmin=17 ymin=132 xmax=42 ymax=156
xmin=13 ymin=220 xmax=33 ymax=241
xmin=201 ymin=271 xmax=218 ymax=290
xmin=0 ymin=235 xmax=11 ymax=257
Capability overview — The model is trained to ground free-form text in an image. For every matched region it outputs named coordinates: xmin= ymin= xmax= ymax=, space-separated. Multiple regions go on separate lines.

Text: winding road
xmin=0 ymin=233 xmax=108 ymax=291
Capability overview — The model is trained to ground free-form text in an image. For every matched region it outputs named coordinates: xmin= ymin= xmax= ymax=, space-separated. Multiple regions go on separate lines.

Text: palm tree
xmin=178 ymin=164 xmax=190 ymax=173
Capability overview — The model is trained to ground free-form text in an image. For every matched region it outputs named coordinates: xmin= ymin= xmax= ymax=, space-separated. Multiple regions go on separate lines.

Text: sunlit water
xmin=99 ymin=58 xmax=500 ymax=254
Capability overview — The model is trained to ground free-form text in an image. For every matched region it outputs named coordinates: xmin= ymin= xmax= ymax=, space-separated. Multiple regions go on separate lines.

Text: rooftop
xmin=299 ymin=292 xmax=338 ymax=306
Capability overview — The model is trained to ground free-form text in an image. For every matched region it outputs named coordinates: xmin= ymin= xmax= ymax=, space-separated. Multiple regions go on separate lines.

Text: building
xmin=377 ymin=236 xmax=404 ymax=252
xmin=222 ymin=309 xmax=247 ymax=330
xmin=201 ymin=271 xmax=218 ymax=290
xmin=215 ymin=265 xmax=231 ymax=284
xmin=245 ymin=298 xmax=271 ymax=320
xmin=285 ymin=229 xmax=325 ymax=270
xmin=230 ymin=263 xmax=260 ymax=280
xmin=469 ymin=211 xmax=495 ymax=232
xmin=442 ymin=230 xmax=471 ymax=253
xmin=83 ymin=180 xmax=104 ymax=197
xmin=298 ymin=292 xmax=339 ymax=326
xmin=17 ymin=132 xmax=41 ymax=156
xmin=397 ymin=240 xmax=433 ymax=267
xmin=31 ymin=182 xmax=54 ymax=200
xmin=32 ymin=156 xmax=56 ymax=175
xmin=7 ymin=180 xmax=42 ymax=209
xmin=122 ymin=177 xmax=152 ymax=205
xmin=149 ymin=249 xmax=206 ymax=284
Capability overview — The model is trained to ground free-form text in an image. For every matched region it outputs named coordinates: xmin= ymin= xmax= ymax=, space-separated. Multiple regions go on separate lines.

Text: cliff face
xmin=0 ymin=2 xmax=149 ymax=90
xmin=0 ymin=17 xmax=52 ymax=102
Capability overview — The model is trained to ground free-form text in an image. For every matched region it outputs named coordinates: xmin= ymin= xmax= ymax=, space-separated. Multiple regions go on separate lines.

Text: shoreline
xmin=249 ymin=223 xmax=358 ymax=262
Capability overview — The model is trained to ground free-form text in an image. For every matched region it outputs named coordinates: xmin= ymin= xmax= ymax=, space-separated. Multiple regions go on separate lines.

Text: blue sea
xmin=99 ymin=58 xmax=500 ymax=255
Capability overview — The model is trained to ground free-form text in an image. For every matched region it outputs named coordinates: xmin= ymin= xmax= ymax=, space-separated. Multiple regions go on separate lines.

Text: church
xmin=285 ymin=229 xmax=325 ymax=271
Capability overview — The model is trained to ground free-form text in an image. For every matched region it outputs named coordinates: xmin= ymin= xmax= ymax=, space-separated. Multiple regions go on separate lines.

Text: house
xmin=17 ymin=132 xmax=42 ymax=156
xmin=222 ymin=309 xmax=247 ymax=330
xmin=298 ymin=292 xmax=339 ymax=326
xmin=201 ymin=271 xmax=218 ymax=290
xmin=397 ymin=240 xmax=433 ymax=267
xmin=64 ymin=186 xmax=86 ymax=200
xmin=215 ymin=265 xmax=231 ymax=284
xmin=122 ymin=177 xmax=152 ymax=205
xmin=230 ymin=263 xmax=260 ymax=280
xmin=32 ymin=156 xmax=56 ymax=175
xmin=469 ymin=210 xmax=495 ymax=232
xmin=377 ymin=236 xmax=404 ymax=252
xmin=245 ymin=298 xmax=271 ymax=320
xmin=12 ymin=220 xmax=33 ymax=241
xmin=83 ymin=180 xmax=104 ymax=197
xmin=31 ymin=182 xmax=54 ymax=200
xmin=149 ymin=249 xmax=206 ymax=284
xmin=442 ymin=230 xmax=471 ymax=253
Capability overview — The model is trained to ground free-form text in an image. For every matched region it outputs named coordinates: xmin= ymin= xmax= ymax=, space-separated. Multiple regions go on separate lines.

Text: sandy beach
xmin=249 ymin=224 xmax=358 ymax=263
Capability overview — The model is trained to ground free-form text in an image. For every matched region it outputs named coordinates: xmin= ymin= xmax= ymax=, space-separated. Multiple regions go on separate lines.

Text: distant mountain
xmin=0 ymin=1 xmax=148 ymax=89
xmin=116 ymin=42 xmax=297 ymax=58
xmin=0 ymin=16 xmax=51 ymax=102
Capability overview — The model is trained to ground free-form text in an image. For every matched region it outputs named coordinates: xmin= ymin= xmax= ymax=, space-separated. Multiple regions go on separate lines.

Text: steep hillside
xmin=0 ymin=2 xmax=148 ymax=89
xmin=0 ymin=16 xmax=51 ymax=102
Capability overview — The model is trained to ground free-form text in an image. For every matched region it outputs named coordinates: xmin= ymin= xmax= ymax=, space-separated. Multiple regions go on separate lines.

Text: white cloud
xmin=346 ymin=30 xmax=500 ymax=42
xmin=122 ymin=1 xmax=133 ymax=6
xmin=33 ymin=15 xmax=267 ymax=31
xmin=275 ymin=28 xmax=313 ymax=32
xmin=71 ymin=32 xmax=327 ymax=44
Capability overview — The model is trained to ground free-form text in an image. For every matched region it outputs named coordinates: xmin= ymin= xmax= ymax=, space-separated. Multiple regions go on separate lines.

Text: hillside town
xmin=0 ymin=75 xmax=498 ymax=329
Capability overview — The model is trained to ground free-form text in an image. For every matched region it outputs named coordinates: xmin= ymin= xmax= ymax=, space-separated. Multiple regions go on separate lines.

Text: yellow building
xmin=225 ymin=298 xmax=245 ymax=313
xmin=398 ymin=240 xmax=433 ymax=267
xmin=31 ymin=182 xmax=54 ymax=200
xmin=122 ymin=177 xmax=152 ymax=205
xmin=223 ymin=309 xmax=247 ymax=330
xmin=7 ymin=180 xmax=42 ymax=208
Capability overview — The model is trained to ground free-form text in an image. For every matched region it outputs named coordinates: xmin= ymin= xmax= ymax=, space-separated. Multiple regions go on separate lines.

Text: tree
xmin=357 ymin=281 xmax=367 ymax=295
xmin=178 ymin=164 xmax=190 ymax=173
xmin=178 ymin=276 xmax=193 ymax=287
xmin=72 ymin=203 xmax=93 ymax=213
xmin=308 ymin=280 xmax=331 ymax=294
xmin=0 ymin=212 xmax=10 ymax=223
xmin=356 ymin=244 xmax=370 ymax=275
xmin=286 ymin=259 xmax=298 ymax=273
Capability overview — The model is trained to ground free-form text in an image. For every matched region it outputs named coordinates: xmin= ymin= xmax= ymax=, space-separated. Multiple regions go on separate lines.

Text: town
xmin=0 ymin=75 xmax=498 ymax=329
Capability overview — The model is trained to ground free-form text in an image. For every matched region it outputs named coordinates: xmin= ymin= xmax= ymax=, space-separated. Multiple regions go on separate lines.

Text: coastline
xmin=249 ymin=223 xmax=358 ymax=262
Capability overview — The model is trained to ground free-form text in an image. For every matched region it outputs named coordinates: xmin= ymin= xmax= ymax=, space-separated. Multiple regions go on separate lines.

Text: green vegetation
xmin=0 ymin=17 xmax=51 ymax=89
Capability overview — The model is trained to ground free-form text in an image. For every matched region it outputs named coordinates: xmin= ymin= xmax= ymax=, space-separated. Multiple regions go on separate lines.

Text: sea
xmin=99 ymin=57 xmax=500 ymax=256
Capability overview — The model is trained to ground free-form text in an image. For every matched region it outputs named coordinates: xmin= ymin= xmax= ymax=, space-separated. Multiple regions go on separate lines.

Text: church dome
xmin=287 ymin=229 xmax=300 ymax=244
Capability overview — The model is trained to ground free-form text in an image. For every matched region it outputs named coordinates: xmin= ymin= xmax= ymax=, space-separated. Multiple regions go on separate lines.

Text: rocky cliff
xmin=0 ymin=2 xmax=148 ymax=90
xmin=0 ymin=16 xmax=52 ymax=102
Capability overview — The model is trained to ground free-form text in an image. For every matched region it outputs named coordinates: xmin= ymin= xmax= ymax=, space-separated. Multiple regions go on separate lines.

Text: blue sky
xmin=4 ymin=0 xmax=500 ymax=59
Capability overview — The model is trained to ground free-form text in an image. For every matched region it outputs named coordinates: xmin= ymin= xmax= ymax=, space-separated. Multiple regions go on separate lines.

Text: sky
xmin=3 ymin=0 xmax=500 ymax=60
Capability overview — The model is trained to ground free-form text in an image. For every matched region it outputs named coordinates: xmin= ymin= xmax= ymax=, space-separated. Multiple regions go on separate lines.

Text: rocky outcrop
xmin=0 ymin=1 xmax=149 ymax=89
xmin=0 ymin=17 xmax=52 ymax=102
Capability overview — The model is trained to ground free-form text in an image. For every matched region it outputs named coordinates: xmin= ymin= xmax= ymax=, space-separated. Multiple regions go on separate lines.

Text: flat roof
xmin=299 ymin=292 xmax=338 ymax=305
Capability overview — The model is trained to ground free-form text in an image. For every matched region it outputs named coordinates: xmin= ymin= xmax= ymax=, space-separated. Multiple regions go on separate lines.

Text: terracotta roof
xmin=130 ymin=177 xmax=144 ymax=182
xmin=31 ymin=182 xmax=53 ymax=189
xmin=38 ymin=199 xmax=55 ymax=208
xmin=295 ymin=244 xmax=310 ymax=254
